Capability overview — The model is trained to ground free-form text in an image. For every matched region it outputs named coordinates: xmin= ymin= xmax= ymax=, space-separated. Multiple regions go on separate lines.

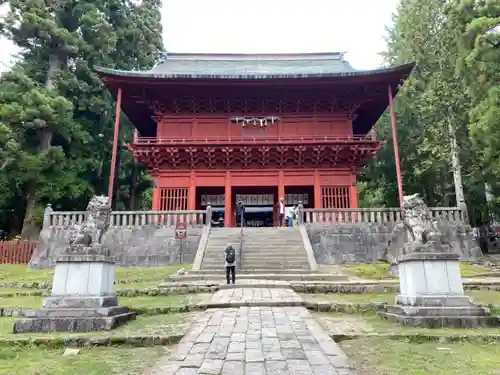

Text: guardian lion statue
xmin=402 ymin=193 xmax=442 ymax=245
xmin=380 ymin=194 xmax=450 ymax=265
xmin=69 ymin=195 xmax=111 ymax=247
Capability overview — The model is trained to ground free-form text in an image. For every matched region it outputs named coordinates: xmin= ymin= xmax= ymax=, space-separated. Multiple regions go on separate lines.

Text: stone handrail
xmin=301 ymin=207 xmax=467 ymax=225
xmin=46 ymin=209 xmax=208 ymax=228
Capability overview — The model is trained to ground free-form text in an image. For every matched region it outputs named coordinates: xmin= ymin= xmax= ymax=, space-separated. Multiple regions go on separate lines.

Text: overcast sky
xmin=0 ymin=0 xmax=399 ymax=71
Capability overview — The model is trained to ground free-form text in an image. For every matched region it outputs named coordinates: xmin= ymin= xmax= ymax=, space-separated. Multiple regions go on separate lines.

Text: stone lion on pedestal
xmin=402 ymin=193 xmax=442 ymax=246
xmin=380 ymin=194 xmax=450 ymax=265
xmin=69 ymin=195 xmax=111 ymax=247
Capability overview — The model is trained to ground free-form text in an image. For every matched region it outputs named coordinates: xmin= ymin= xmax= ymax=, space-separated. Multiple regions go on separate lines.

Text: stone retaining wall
xmin=307 ymin=222 xmax=482 ymax=264
xmin=29 ymin=226 xmax=203 ymax=269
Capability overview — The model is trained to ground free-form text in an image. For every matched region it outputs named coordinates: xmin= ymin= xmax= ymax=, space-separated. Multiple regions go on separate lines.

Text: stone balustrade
xmin=302 ymin=207 xmax=467 ymax=225
xmin=46 ymin=210 xmax=208 ymax=228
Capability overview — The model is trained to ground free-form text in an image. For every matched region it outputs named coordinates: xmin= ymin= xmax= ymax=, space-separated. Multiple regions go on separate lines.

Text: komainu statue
xmin=401 ymin=193 xmax=443 ymax=246
xmin=380 ymin=194 xmax=450 ymax=265
xmin=69 ymin=195 xmax=111 ymax=247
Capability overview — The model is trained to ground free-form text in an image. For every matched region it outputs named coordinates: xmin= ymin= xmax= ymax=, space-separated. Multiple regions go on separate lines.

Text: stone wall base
xmin=13 ymin=295 xmax=135 ymax=333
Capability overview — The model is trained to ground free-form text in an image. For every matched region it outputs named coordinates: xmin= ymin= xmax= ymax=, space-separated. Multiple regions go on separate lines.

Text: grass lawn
xmin=303 ymin=290 xmax=500 ymax=307
xmin=0 ymin=346 xmax=168 ymax=375
xmin=341 ymin=337 xmax=500 ymax=375
xmin=302 ymin=292 xmax=396 ymax=304
xmin=0 ymin=264 xmax=189 ymax=284
xmin=0 ymin=294 xmax=211 ymax=310
xmin=342 ymin=262 xmax=490 ymax=280
xmin=315 ymin=311 xmax=500 ymax=336
xmin=0 ymin=312 xmax=198 ymax=339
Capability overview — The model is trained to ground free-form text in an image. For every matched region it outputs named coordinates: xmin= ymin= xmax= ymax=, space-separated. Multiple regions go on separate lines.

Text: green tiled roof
xmin=95 ymin=52 xmax=413 ymax=80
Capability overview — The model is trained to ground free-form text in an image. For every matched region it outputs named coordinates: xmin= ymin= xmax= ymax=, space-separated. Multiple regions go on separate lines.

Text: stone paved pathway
xmin=145 ymin=287 xmax=358 ymax=375
xmin=210 ymin=288 xmax=303 ymax=306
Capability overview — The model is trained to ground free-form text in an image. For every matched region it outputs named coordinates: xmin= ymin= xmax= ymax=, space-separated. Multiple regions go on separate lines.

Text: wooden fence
xmin=0 ymin=240 xmax=37 ymax=264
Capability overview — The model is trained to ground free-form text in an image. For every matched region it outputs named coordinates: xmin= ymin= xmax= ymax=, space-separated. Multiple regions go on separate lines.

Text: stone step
xmin=168 ymin=273 xmax=348 ymax=282
xmin=385 ymin=305 xmax=487 ymax=317
xmin=243 ymin=246 xmax=305 ymax=255
xmin=194 ymin=269 xmax=314 ymax=275
xmin=203 ymin=257 xmax=308 ymax=263
xmin=201 ymin=266 xmax=311 ymax=271
xmin=242 ymin=238 xmax=301 ymax=240
xmin=205 ymin=250 xmax=306 ymax=256
xmin=202 ymin=257 xmax=308 ymax=264
xmin=377 ymin=311 xmax=500 ymax=328
xmin=242 ymin=255 xmax=308 ymax=261
xmin=241 ymin=244 xmax=304 ymax=248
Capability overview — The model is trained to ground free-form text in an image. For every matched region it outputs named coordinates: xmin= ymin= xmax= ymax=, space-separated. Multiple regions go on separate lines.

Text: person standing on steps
xmin=276 ymin=197 xmax=285 ymax=227
xmin=235 ymin=200 xmax=245 ymax=227
xmin=224 ymin=244 xmax=236 ymax=284
xmin=287 ymin=204 xmax=297 ymax=227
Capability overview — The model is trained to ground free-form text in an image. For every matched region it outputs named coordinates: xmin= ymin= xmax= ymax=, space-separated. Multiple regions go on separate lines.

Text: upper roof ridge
xmin=161 ymin=52 xmax=347 ymax=61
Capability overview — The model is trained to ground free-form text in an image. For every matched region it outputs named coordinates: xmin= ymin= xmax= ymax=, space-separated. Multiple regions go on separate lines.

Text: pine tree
xmin=0 ymin=0 xmax=163 ymax=237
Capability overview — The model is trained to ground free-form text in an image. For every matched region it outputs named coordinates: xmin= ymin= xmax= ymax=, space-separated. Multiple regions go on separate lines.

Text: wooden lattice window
xmin=159 ymin=188 xmax=188 ymax=211
xmin=321 ymin=186 xmax=350 ymax=209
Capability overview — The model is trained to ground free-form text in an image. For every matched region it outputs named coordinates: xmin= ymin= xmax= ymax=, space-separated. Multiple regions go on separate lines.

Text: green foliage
xmin=0 ymin=0 xmax=163 ymax=237
xmin=360 ymin=0 xmax=497 ymax=224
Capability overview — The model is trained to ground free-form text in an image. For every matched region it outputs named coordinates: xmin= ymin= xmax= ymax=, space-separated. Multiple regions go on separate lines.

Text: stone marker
xmin=378 ymin=194 xmax=499 ymax=328
xmin=13 ymin=196 xmax=135 ymax=333
xmin=62 ymin=348 xmax=80 ymax=356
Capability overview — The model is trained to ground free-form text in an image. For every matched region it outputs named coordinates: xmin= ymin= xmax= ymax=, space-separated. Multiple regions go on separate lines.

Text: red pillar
xmin=277 ymin=171 xmax=285 ymax=227
xmin=188 ymin=171 xmax=196 ymax=210
xmin=314 ymin=170 xmax=322 ymax=209
xmin=108 ymin=87 xmax=122 ymax=206
xmin=388 ymin=84 xmax=404 ymax=207
xmin=224 ymin=171 xmax=232 ymax=227
xmin=350 ymin=185 xmax=358 ymax=208
xmin=278 ymin=171 xmax=285 ymax=201
xmin=152 ymin=179 xmax=160 ymax=210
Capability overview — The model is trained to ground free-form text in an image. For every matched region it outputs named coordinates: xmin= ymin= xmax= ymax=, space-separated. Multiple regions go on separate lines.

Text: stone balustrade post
xmin=206 ymin=203 xmax=212 ymax=227
xmin=297 ymin=201 xmax=304 ymax=225
xmin=43 ymin=204 xmax=53 ymax=229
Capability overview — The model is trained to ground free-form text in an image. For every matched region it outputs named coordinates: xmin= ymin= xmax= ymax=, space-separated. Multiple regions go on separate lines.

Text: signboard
xmin=175 ymin=222 xmax=187 ymax=239
xmin=201 ymin=194 xmax=224 ymax=206
xmin=285 ymin=193 xmax=309 ymax=205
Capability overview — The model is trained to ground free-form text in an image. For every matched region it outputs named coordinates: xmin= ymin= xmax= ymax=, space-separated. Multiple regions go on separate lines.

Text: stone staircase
xmin=240 ymin=227 xmax=310 ymax=271
xmin=200 ymin=227 xmax=241 ymax=270
xmin=168 ymin=226 xmax=348 ymax=282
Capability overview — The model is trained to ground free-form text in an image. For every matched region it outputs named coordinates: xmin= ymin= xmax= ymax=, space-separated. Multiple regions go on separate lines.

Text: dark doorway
xmin=233 ymin=186 xmax=278 ymax=227
xmin=196 ymin=186 xmax=225 ymax=227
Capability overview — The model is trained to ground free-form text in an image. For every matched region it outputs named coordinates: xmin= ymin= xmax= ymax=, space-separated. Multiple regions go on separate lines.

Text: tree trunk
xmin=485 ymin=183 xmax=497 ymax=225
xmin=20 ymin=52 xmax=61 ymax=238
xmin=130 ymin=162 xmax=137 ymax=210
xmin=448 ymin=116 xmax=466 ymax=212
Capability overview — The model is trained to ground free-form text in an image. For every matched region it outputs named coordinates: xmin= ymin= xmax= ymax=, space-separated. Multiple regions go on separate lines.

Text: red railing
xmin=0 ymin=240 xmax=37 ymax=264
xmin=134 ymin=134 xmax=376 ymax=145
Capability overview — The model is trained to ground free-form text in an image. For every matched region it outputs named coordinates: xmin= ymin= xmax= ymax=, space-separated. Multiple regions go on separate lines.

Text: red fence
xmin=0 ymin=240 xmax=37 ymax=264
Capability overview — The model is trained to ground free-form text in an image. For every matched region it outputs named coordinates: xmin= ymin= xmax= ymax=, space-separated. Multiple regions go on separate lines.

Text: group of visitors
xmin=236 ymin=197 xmax=299 ymax=228
xmin=276 ymin=197 xmax=298 ymax=227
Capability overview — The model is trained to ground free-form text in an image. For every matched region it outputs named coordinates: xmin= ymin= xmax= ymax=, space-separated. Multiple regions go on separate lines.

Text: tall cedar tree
xmin=360 ymin=0 xmax=487 ymax=223
xmin=450 ymin=1 xmax=500 ymax=196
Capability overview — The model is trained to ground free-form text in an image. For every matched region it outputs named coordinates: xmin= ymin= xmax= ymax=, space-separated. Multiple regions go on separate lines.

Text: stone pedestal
xmin=378 ymin=249 xmax=499 ymax=328
xmin=13 ymin=245 xmax=135 ymax=333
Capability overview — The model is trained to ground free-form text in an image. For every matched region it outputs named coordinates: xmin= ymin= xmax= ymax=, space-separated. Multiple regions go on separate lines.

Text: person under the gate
xmin=235 ymin=200 xmax=245 ymax=227
xmin=277 ymin=197 xmax=285 ymax=227
xmin=286 ymin=205 xmax=297 ymax=227
xmin=224 ymin=244 xmax=236 ymax=284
